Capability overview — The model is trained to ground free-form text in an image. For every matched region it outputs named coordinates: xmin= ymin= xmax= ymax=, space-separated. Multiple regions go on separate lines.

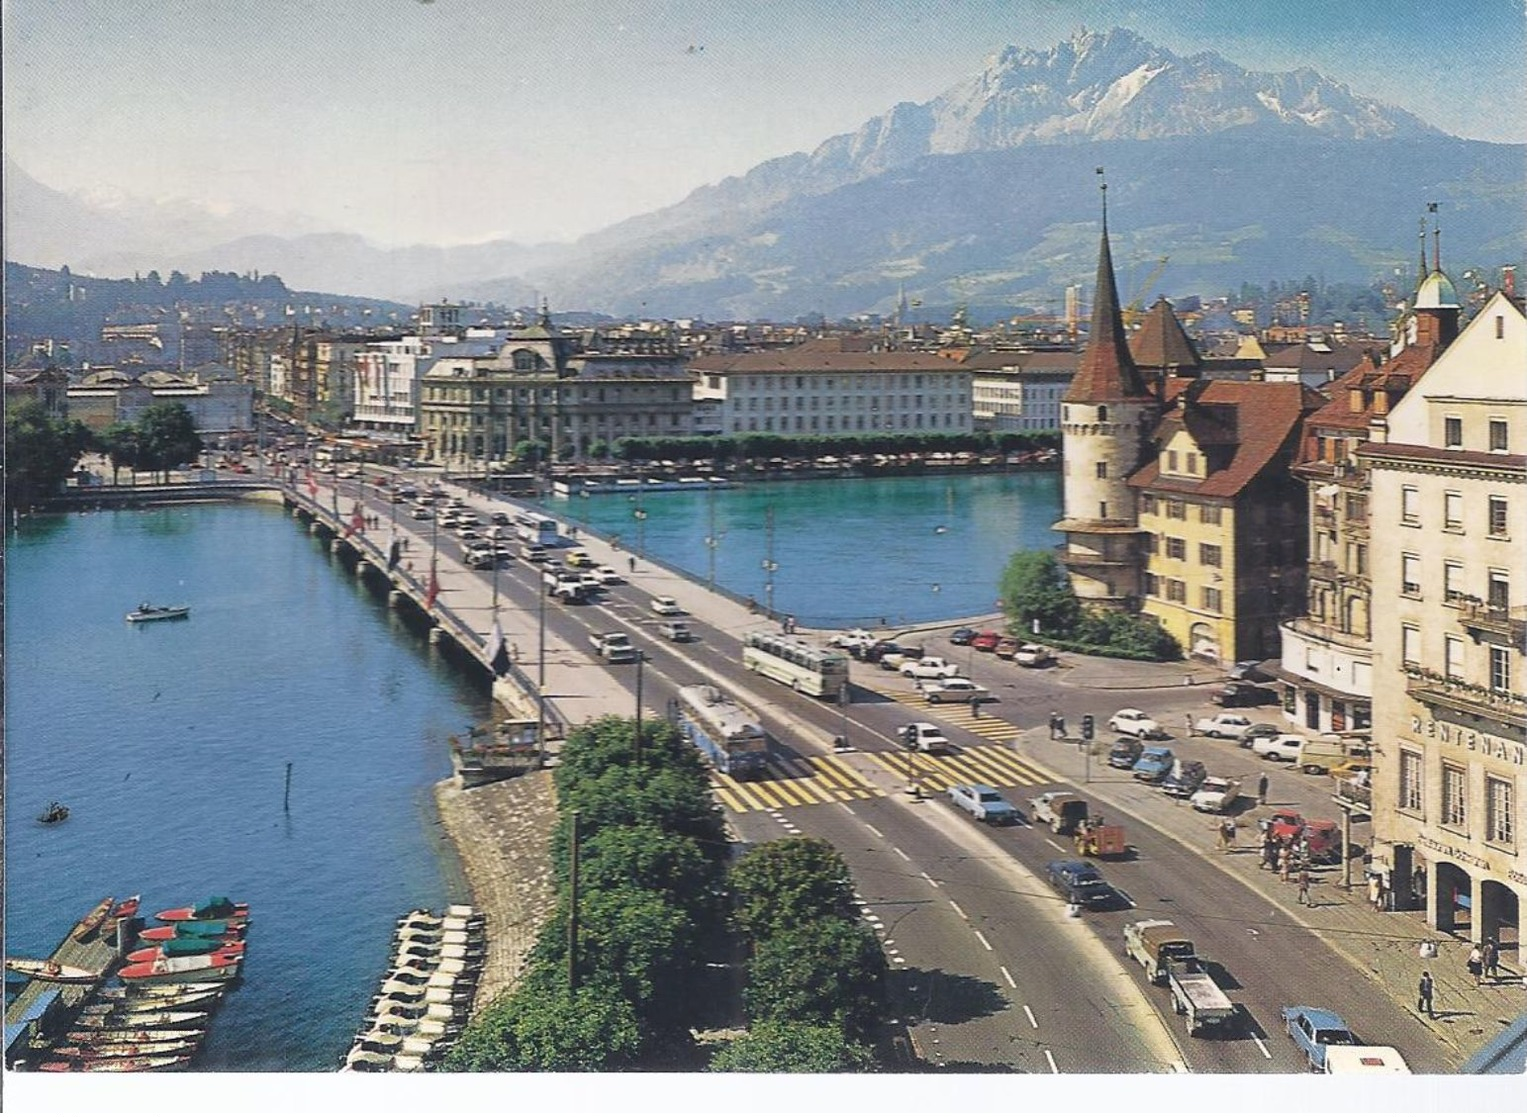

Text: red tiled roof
xmin=1129 ymin=298 xmax=1201 ymax=371
xmin=1300 ymin=343 xmax=1434 ymax=435
xmin=1129 ymin=380 xmax=1320 ymax=498
xmin=1356 ymin=441 xmax=1527 ymax=473
xmin=1064 ymin=227 xmax=1155 ymax=404
xmin=689 ymin=337 xmax=963 ymax=373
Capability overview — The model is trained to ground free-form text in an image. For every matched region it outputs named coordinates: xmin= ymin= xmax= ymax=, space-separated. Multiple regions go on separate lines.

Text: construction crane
xmin=1122 ymin=255 xmax=1169 ymax=329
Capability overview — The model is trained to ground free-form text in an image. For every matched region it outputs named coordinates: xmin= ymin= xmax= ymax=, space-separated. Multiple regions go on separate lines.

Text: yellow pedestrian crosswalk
xmin=710 ymin=743 xmax=1057 ymax=813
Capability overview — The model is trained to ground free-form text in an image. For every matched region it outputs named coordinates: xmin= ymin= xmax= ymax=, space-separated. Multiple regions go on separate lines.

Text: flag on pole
xmin=486 ymin=619 xmax=511 ymax=677
xmin=424 ymin=561 xmax=439 ymax=610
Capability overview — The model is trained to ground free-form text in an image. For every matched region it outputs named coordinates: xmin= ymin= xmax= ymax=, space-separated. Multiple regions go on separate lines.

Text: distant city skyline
xmin=5 ymin=0 xmax=1524 ymax=249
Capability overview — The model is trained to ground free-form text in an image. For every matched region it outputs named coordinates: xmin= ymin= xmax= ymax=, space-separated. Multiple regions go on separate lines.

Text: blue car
xmin=1131 ymin=746 xmax=1175 ymax=783
xmin=1281 ymin=1005 xmax=1358 ymax=1071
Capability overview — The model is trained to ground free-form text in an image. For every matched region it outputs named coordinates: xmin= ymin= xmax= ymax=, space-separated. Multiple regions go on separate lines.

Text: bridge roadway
xmin=313 ymin=472 xmax=1453 ymax=1074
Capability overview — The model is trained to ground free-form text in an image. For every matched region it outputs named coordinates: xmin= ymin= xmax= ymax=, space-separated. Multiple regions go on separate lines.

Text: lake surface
xmin=557 ymin=470 xmax=1063 ymax=628
xmin=4 ymin=502 xmax=489 ymax=1070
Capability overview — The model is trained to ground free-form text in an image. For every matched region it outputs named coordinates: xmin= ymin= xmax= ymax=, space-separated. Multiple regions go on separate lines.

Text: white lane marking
xmin=841 ymin=804 xmax=856 ymax=816
xmin=1173 ymin=1061 xmax=1190 ymax=1074
xmin=1023 ymin=1003 xmax=1038 ymax=1029
xmin=999 ymin=966 xmax=1016 ymax=989
xmin=864 ymin=823 xmax=884 ymax=838
xmin=919 ymin=871 xmax=937 ymax=887
xmin=948 ymin=900 xmax=967 ymax=920
xmin=892 ymin=846 xmax=911 ymax=862
xmin=1253 ymin=1037 xmax=1272 ymax=1060
xmin=1044 ymin=1049 xmax=1059 ymax=1074
xmin=973 ymin=930 xmax=993 ymax=952
xmin=1044 ymin=838 xmax=1065 ymax=852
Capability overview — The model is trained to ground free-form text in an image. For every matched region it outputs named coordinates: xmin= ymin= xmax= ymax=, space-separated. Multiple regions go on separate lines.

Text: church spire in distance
xmin=1064 ymin=167 xmax=1154 ymax=404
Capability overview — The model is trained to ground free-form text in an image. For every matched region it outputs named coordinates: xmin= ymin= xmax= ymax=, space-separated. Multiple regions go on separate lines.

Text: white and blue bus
xmin=741 ymin=632 xmax=850 ymax=699
xmin=514 ymin=512 xmax=559 ymax=546
xmin=676 ymin=685 xmax=771 ymax=779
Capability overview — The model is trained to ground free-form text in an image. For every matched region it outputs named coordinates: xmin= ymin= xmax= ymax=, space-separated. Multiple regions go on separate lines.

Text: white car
xmin=1014 ymin=643 xmax=1054 ymax=667
xmin=1108 ymin=708 xmax=1166 ymax=739
xmin=577 ymin=572 xmax=604 ymax=592
xmin=898 ymin=722 xmax=950 ymax=753
xmin=1196 ymin=713 xmax=1253 ymax=739
xmin=1190 ymin=776 xmax=1242 ymax=813
xmin=1251 ymin=733 xmax=1307 ymax=762
xmin=919 ymin=677 xmax=990 ymax=704
xmin=832 ymin=628 xmax=877 ymax=653
xmin=595 ymin=565 xmax=623 ymax=585
xmin=650 ymin=595 xmax=683 ymax=616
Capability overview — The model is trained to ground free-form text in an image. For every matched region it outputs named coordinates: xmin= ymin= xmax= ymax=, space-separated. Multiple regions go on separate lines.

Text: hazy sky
xmin=5 ymin=0 xmax=1524 ymax=247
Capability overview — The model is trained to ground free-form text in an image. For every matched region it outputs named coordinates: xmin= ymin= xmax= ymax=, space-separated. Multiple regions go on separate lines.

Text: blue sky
xmin=4 ymin=0 xmax=1523 ymax=246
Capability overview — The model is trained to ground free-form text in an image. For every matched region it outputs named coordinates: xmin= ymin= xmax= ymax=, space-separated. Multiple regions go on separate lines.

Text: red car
xmin=971 ymin=631 xmax=1003 ymax=652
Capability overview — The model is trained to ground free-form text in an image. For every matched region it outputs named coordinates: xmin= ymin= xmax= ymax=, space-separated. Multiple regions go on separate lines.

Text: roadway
xmin=328 ymin=472 xmax=1454 ymax=1074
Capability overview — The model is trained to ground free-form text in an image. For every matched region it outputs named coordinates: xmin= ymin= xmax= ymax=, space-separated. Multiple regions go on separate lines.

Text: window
xmin=1444 ymin=416 xmax=1463 ymax=448
xmin=1402 ymin=554 xmax=1421 ymax=596
xmin=1399 ymin=751 xmax=1423 ymax=813
xmin=1166 ymin=579 xmax=1187 ymax=603
xmin=1491 ymin=646 xmax=1512 ymax=694
xmin=1095 ymin=461 xmax=1108 ymax=479
xmin=1401 ymin=486 xmax=1419 ymax=524
xmin=1199 ymin=543 xmax=1222 ymax=567
xmin=1099 ymin=501 xmax=1108 ymax=520
xmin=1145 ymin=532 xmax=1160 ymax=555
xmin=1444 ymin=561 xmax=1464 ymax=603
xmin=1168 ymin=450 xmax=1179 ymax=472
xmin=1486 ymin=778 xmax=1514 ymax=846
xmin=1489 ymin=419 xmax=1508 ymax=452
xmin=1141 ymin=494 xmax=1158 ymax=515
xmin=1489 ymin=496 xmax=1509 ymax=537
xmin=1200 ymin=505 xmax=1222 ymax=525
xmin=1344 ymin=493 xmax=1367 ymax=522
xmin=1187 ymin=453 xmax=1199 ymax=473
xmin=1444 ymin=491 xmax=1463 ymax=530
xmin=1489 ymin=570 xmax=1510 ymax=610
xmin=1201 ymin=586 xmax=1222 ymax=612
xmin=1166 ymin=500 xmax=1186 ymax=520
xmin=1445 ymin=635 xmax=1465 ymax=680
xmin=1442 ymin=764 xmax=1467 ymax=829
xmin=1165 ymin=537 xmax=1187 ymax=560
xmin=1144 ymin=573 xmax=1160 ymax=596
xmin=1097 ymin=406 xmax=1108 ymax=422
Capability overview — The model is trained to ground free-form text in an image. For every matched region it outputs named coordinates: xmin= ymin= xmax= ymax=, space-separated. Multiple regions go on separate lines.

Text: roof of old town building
xmin=688 ymin=336 xmax=964 ymax=373
xmin=1129 ymin=297 xmax=1202 ymax=373
xmin=1063 ymin=217 xmax=1156 ymax=405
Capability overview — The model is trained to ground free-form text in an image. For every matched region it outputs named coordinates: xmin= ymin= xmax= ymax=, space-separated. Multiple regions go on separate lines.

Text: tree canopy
xmin=709 ymin=1020 xmax=876 ymax=1073
xmin=4 ymin=398 xmax=92 ymax=508
xmin=998 ymin=550 xmax=1080 ymax=636
xmin=728 ymin=838 xmax=857 ymax=941
xmin=133 ymin=402 xmax=203 ymax=481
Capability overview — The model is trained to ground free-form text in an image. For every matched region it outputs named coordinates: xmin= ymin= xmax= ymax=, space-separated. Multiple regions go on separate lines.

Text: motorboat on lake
xmin=37 ymin=801 xmax=69 ymax=824
xmin=125 ymin=603 xmax=191 ymax=623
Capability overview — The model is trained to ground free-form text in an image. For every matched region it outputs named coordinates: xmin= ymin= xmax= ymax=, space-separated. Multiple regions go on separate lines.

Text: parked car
xmin=1196 ymin=713 xmax=1253 ymax=739
xmin=1230 ymin=660 xmax=1275 ymax=683
xmin=865 ymin=639 xmax=923 ymax=665
xmin=1109 ymin=708 xmax=1166 ymax=739
xmin=1107 ymin=738 xmax=1144 ymax=769
xmin=1014 ymin=643 xmax=1054 ymax=667
xmin=994 ymin=637 xmax=1021 ymax=659
xmin=1213 ymin=682 xmax=1280 ymax=708
xmin=948 ymin=627 xmax=978 ymax=646
xmin=1251 ymin=734 xmax=1307 ymax=763
xmin=971 ymin=631 xmax=1003 ymax=652
xmin=1281 ymin=1006 xmax=1358 ymax=1072
xmin=831 ymin=628 xmax=878 ymax=654
xmin=1131 ymin=746 xmax=1176 ymax=783
xmin=1045 ymin=860 xmax=1114 ymax=909
xmin=1161 ymin=760 xmax=1208 ymax=798
xmin=650 ymin=595 xmax=683 ymax=616
xmin=901 ymin=657 xmax=962 ymax=681
xmin=1236 ymin=722 xmax=1282 ymax=748
xmin=919 ymin=677 xmax=990 ymax=704
xmin=1190 ymin=776 xmax=1242 ymax=813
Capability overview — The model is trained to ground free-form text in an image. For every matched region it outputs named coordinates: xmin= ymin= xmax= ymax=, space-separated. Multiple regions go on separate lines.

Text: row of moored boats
xmin=342 ymin=905 xmax=485 ymax=1072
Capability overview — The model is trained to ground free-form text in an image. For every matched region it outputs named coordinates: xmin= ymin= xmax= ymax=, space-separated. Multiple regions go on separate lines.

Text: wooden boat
xmin=125 ymin=603 xmax=191 ymax=623
xmin=100 ymin=895 xmax=141 ymax=938
xmin=118 ymin=953 xmax=241 ymax=985
xmin=137 ymin=919 xmax=243 ymax=942
xmin=127 ymin=939 xmax=244 ymax=965
xmin=5 ymin=958 xmax=102 ymax=984
xmin=71 ymin=896 xmax=116 ymax=943
xmin=38 ymin=801 xmax=70 ymax=824
xmin=341 ymin=1049 xmax=393 ymax=1072
xmin=95 ymin=981 xmax=226 ymax=1003
xmin=153 ymin=897 xmax=248 ymax=923
xmin=77 ymin=1007 xmax=210 ymax=1030
xmin=39 ymin=1051 xmax=195 ymax=1072
xmin=66 ymin=1027 xmax=203 ymax=1046
xmin=52 ymin=1037 xmax=199 ymax=1059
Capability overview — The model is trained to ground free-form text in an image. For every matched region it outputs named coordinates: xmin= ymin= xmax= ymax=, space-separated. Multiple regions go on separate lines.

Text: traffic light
xmin=901 ymin=725 xmax=917 ymax=747
xmin=1081 ymin=715 xmax=1095 ymax=741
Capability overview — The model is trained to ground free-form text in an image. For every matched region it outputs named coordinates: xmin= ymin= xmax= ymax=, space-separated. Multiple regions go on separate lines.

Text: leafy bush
xmin=710 ymin=1020 xmax=875 ymax=1073
xmin=728 ymin=838 xmax=857 ymax=941
xmin=744 ymin=918 xmax=887 ymax=1040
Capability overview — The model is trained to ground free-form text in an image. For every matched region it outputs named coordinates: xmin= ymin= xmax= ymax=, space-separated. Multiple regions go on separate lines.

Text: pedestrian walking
xmin=1297 ymin=866 xmax=1312 ymax=907
xmin=1468 ymin=944 xmax=1484 ymax=985
xmin=628 ymin=556 xmax=636 ymax=573
xmin=1185 ymin=713 xmax=1195 ymax=737
xmin=1483 ymin=939 xmax=1500 ymax=983
xmin=970 ymin=693 xmax=982 ymax=719
xmin=1048 ymin=712 xmax=1061 ymax=740
xmin=1257 ymin=772 xmax=1269 ymax=805
xmin=1261 ymin=835 xmax=1277 ymax=871
xmin=1055 ymin=715 xmax=1066 ymax=741
xmin=1417 ymin=971 xmax=1434 ymax=1018
xmin=1225 ymin=817 xmax=1237 ymax=849
xmin=1368 ymin=874 xmax=1383 ymax=911
xmin=1279 ymin=845 xmax=1292 ymax=883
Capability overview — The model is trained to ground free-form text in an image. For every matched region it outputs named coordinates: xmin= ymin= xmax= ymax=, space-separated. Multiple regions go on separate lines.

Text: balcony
xmin=1333 ymin=778 xmax=1372 ymax=815
xmin=1404 ymin=666 xmax=1527 ymax=728
xmin=1053 ymin=544 xmax=1134 ymax=569
xmin=1284 ymin=616 xmax=1372 ymax=654
xmin=1459 ymin=599 xmax=1527 ymax=646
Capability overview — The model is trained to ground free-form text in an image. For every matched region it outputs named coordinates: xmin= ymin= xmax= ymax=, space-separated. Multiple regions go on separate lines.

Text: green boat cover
xmin=168 ymin=920 xmax=232 ymax=937
xmin=193 ymin=897 xmax=240 ymax=918
xmin=145 ymin=936 xmax=236 ymax=957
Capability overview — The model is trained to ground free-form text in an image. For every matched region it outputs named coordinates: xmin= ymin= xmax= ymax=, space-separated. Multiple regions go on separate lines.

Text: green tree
xmin=4 ymin=398 xmax=93 ymax=508
xmin=134 ymin=402 xmax=203 ymax=482
xmin=512 ymin=439 xmax=547 ymax=466
xmin=729 ymin=838 xmax=856 ymax=941
xmin=744 ymin=917 xmax=887 ymax=1039
xmin=445 ymin=979 xmax=643 ymax=1071
xmin=999 ymin=550 xmax=1079 ymax=636
xmin=98 ymin=422 xmax=142 ymax=483
xmin=575 ymin=822 xmax=722 ymax=910
xmin=709 ymin=1020 xmax=875 ymax=1073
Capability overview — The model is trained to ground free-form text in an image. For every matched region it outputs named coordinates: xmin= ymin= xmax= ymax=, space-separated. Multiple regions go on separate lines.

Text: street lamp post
xmin=762 ymin=503 xmax=778 ymax=619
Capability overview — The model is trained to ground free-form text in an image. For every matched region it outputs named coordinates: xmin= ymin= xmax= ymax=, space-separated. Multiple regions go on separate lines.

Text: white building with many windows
xmin=961 ymin=348 xmax=1077 ymax=432
xmin=690 ymin=337 xmax=970 ymax=436
xmin=1361 ymin=289 xmax=1526 ymax=963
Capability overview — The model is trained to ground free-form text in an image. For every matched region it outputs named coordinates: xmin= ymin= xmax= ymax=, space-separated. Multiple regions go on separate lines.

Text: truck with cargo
xmin=1028 ymin=791 xmax=1089 ymax=835
xmin=1123 ymin=919 xmax=1235 ymax=1036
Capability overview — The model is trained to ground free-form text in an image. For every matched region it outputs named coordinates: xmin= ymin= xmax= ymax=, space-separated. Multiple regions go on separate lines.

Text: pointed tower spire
xmin=1419 ymin=214 xmax=1429 ymax=285
xmin=1429 ymin=201 xmax=1442 ymax=273
xmin=1065 ymin=168 xmax=1153 ymax=403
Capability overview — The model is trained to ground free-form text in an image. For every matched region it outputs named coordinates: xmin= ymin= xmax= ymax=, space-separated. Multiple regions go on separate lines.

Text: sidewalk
xmin=1007 ymin=724 xmax=1525 ymax=1062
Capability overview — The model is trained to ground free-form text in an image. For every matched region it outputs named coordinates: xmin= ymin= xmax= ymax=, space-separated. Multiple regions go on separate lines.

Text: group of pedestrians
xmin=1467 ymin=939 xmax=1503 ymax=985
